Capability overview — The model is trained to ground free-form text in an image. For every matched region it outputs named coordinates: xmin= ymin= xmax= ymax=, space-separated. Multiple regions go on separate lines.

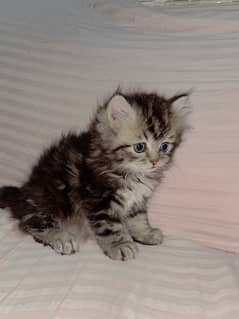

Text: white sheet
xmin=1 ymin=1 xmax=239 ymax=318
xmin=0 ymin=212 xmax=239 ymax=319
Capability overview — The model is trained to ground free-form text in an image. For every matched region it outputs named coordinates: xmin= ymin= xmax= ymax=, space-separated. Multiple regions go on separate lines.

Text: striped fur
xmin=0 ymin=89 xmax=190 ymax=260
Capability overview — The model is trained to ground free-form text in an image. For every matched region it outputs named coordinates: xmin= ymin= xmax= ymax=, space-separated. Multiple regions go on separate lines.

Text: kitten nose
xmin=151 ymin=160 xmax=157 ymax=167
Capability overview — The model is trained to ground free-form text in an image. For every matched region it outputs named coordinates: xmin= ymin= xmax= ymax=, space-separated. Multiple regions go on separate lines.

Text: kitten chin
xmin=0 ymin=88 xmax=191 ymax=261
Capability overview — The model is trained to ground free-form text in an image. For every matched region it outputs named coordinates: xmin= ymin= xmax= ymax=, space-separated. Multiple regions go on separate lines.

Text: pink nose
xmin=151 ymin=160 xmax=157 ymax=167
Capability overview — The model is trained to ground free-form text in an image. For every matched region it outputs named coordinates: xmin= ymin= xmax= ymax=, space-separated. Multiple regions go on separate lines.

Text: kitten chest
xmin=118 ymin=177 xmax=154 ymax=213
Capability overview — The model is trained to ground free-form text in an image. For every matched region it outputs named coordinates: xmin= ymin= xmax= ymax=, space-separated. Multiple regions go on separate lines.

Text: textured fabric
xmin=0 ymin=1 xmax=239 ymax=253
xmin=0 ymin=1 xmax=239 ymax=318
xmin=1 ymin=212 xmax=239 ymax=319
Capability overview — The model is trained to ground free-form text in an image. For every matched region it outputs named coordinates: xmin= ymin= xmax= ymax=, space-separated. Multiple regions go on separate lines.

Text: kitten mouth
xmin=149 ymin=165 xmax=157 ymax=170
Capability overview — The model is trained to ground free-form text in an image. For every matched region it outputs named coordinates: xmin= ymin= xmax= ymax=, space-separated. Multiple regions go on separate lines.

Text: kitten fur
xmin=0 ymin=89 xmax=191 ymax=261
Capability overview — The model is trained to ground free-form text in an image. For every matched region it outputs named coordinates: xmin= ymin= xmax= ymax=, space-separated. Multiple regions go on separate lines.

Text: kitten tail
xmin=0 ymin=186 xmax=21 ymax=209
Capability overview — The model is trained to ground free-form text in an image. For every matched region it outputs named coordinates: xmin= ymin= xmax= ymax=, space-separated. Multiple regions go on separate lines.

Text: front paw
xmin=103 ymin=240 xmax=138 ymax=261
xmin=134 ymin=228 xmax=163 ymax=245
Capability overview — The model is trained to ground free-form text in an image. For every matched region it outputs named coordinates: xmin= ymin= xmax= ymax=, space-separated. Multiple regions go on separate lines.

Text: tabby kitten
xmin=0 ymin=89 xmax=190 ymax=261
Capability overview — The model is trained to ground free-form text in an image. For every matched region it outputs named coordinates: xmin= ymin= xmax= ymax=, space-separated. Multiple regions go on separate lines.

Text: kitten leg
xmin=89 ymin=211 xmax=138 ymax=261
xmin=126 ymin=209 xmax=163 ymax=245
xmin=20 ymin=213 xmax=80 ymax=255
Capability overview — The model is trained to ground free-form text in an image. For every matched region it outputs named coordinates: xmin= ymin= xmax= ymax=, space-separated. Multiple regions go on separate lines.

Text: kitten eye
xmin=133 ymin=143 xmax=146 ymax=153
xmin=159 ymin=142 xmax=169 ymax=152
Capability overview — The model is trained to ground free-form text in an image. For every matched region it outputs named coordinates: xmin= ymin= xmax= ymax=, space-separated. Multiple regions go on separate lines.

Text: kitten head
xmin=93 ymin=89 xmax=191 ymax=176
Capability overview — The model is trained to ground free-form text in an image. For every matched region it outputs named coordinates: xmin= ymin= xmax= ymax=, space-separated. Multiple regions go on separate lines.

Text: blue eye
xmin=134 ymin=143 xmax=145 ymax=153
xmin=159 ymin=142 xmax=169 ymax=152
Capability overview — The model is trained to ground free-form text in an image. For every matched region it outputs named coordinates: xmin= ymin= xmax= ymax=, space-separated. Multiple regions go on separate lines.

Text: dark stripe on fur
xmin=20 ymin=214 xmax=56 ymax=232
xmin=112 ymin=145 xmax=130 ymax=153
xmin=97 ymin=228 xmax=121 ymax=237
xmin=128 ymin=209 xmax=146 ymax=219
xmin=90 ymin=212 xmax=120 ymax=223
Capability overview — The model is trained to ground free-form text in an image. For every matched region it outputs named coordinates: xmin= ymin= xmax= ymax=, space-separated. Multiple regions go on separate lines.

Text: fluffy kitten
xmin=0 ymin=89 xmax=190 ymax=261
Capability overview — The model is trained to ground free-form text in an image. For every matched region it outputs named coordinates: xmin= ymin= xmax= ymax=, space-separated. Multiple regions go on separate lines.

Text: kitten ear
xmin=170 ymin=93 xmax=191 ymax=132
xmin=107 ymin=95 xmax=135 ymax=130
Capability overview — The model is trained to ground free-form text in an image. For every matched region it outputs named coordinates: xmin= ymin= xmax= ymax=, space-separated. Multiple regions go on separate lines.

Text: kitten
xmin=0 ymin=89 xmax=191 ymax=261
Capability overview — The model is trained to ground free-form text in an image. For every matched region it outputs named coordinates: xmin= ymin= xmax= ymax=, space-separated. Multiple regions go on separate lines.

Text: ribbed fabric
xmin=0 ymin=212 xmax=239 ymax=319
xmin=1 ymin=1 xmax=239 ymax=318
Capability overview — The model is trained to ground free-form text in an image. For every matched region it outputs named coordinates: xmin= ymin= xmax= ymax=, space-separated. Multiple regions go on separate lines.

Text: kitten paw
xmin=134 ymin=228 xmax=163 ymax=245
xmin=48 ymin=232 xmax=80 ymax=255
xmin=104 ymin=241 xmax=138 ymax=261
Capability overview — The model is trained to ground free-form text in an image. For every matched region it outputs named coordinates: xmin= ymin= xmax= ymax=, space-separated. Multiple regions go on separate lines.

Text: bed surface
xmin=0 ymin=1 xmax=239 ymax=318
xmin=1 ymin=213 xmax=239 ymax=319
